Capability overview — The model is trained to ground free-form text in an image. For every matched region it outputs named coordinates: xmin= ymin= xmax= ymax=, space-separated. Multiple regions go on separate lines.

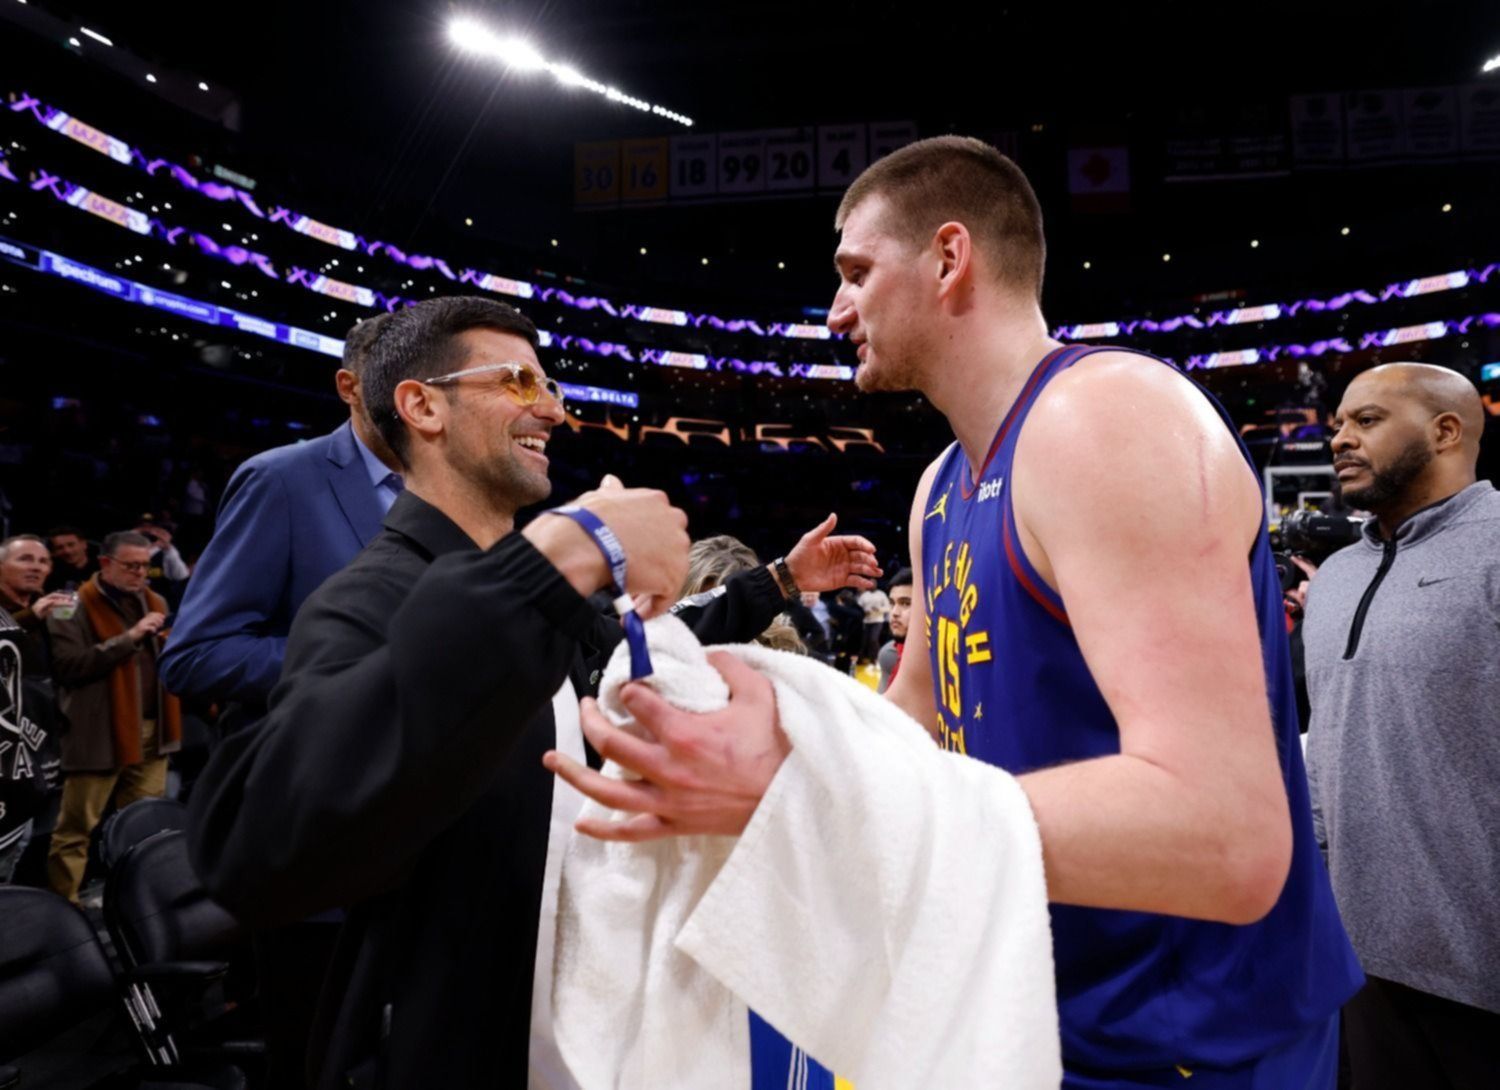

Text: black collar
xmin=382 ymin=490 xmax=482 ymax=560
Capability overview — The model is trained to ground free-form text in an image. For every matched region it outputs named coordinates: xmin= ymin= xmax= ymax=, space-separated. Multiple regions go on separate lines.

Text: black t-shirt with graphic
xmin=0 ymin=609 xmax=62 ymax=854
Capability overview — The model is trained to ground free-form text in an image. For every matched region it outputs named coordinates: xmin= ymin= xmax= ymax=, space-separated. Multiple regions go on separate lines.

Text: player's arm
xmin=882 ymin=457 xmax=940 ymax=739
xmin=1011 ymin=355 xmax=1291 ymax=925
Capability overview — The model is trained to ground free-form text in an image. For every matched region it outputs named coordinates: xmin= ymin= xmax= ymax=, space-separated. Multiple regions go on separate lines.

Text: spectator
xmin=1303 ymin=363 xmax=1499 ymax=1088
xmin=0 ymin=535 xmax=68 ymax=884
xmin=135 ymin=515 xmax=191 ymax=608
xmin=182 ymin=468 xmax=208 ymax=519
xmin=827 ymin=588 xmax=865 ymax=674
xmin=787 ymin=590 xmax=833 ymax=661
xmin=671 ymin=523 xmax=879 ymax=655
xmin=857 ymin=582 xmax=891 ymax=663
xmin=876 ymin=567 xmax=914 ymax=694
xmin=0 ymin=535 xmax=71 ymax=675
xmin=160 ymin=313 xmax=400 ymax=719
xmin=157 ymin=312 xmax=401 ymax=1088
xmin=44 ymin=525 xmax=97 ymax=592
xmin=188 ymin=296 xmax=696 ymax=1088
xmin=45 ymin=530 xmax=179 ymax=903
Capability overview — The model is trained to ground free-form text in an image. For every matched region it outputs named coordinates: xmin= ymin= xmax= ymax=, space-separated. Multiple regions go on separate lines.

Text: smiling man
xmin=1303 ymin=362 xmax=1499 ymax=1090
xmin=187 ymin=296 xmax=695 ymax=1089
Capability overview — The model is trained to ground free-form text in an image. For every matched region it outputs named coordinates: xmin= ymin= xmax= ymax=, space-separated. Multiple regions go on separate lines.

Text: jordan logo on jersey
xmin=925 ymin=486 xmax=952 ymax=524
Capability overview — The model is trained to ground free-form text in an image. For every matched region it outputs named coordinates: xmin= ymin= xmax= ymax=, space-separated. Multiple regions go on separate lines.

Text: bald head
xmin=1332 ymin=362 xmax=1482 ymax=527
xmin=1348 ymin=363 xmax=1484 ymax=452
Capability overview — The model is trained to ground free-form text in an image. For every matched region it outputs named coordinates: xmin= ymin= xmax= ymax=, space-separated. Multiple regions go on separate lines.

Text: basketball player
xmin=547 ymin=137 xmax=1362 ymax=1087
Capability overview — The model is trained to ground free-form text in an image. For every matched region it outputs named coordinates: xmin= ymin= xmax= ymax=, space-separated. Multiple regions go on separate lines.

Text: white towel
xmin=553 ymin=615 xmax=1060 ymax=1090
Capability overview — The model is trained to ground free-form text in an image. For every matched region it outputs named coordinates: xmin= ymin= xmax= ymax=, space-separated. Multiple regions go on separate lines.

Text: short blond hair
xmin=678 ymin=535 xmax=807 ymax=656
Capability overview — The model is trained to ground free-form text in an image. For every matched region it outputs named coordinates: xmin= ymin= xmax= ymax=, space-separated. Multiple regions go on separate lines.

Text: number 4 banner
xmin=817 ymin=124 xmax=867 ymax=190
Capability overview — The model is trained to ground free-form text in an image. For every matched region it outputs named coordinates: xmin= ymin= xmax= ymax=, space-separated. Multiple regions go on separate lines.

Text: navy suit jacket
xmin=161 ymin=421 xmax=387 ymax=705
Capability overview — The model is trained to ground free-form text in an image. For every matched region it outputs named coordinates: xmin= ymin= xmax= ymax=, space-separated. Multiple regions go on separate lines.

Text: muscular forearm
xmin=1019 ymin=752 xmax=1292 ymax=926
xmin=883 ymin=684 xmax=939 ymax=743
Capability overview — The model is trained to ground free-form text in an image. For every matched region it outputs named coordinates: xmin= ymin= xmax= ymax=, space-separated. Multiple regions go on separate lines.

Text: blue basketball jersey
xmin=920 ymin=345 xmax=1361 ymax=1076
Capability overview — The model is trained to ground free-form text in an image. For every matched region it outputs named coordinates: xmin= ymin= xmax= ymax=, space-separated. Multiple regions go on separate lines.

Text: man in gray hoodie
xmin=1302 ymin=362 xmax=1498 ymax=1090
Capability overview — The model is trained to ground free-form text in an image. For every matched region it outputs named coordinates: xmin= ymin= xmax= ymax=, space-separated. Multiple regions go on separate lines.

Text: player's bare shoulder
xmin=1014 ymin=350 xmax=1261 ymax=546
xmin=1032 ymin=350 xmax=1232 ymax=445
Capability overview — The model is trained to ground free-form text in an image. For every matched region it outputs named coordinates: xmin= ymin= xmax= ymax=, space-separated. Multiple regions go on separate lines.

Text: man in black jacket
xmin=188 ymin=296 xmax=871 ymax=1089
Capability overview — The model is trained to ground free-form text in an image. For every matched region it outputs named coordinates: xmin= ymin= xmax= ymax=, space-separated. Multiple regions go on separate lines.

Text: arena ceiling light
xmin=79 ymin=27 xmax=113 ymax=47
xmin=1484 ymin=54 xmax=1500 ymax=74
xmin=447 ymin=16 xmax=694 ymax=127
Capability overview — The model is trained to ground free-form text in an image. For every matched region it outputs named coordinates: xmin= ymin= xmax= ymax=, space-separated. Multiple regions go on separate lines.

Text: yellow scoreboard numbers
xmin=620 ymin=138 xmax=669 ymax=203
xmin=574 ymin=141 xmax=621 ymax=206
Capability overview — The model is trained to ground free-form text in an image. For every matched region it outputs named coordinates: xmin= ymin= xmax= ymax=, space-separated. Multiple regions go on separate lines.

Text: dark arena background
xmin=2 ymin=2 xmax=1497 ymax=558
xmin=1 ymin=1 xmax=1498 ymax=1087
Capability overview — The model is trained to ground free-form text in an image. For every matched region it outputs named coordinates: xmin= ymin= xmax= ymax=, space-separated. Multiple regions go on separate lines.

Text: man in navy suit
xmin=160 ymin=314 xmax=398 ymax=1090
xmin=161 ymin=314 xmax=401 ymax=713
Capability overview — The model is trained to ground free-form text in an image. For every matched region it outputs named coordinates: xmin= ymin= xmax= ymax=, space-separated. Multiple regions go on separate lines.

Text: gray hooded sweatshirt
xmin=1303 ymin=480 xmax=1500 ymax=1013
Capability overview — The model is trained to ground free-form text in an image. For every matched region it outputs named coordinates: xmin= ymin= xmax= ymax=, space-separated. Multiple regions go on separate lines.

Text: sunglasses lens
xmin=507 ymin=369 xmax=538 ymax=403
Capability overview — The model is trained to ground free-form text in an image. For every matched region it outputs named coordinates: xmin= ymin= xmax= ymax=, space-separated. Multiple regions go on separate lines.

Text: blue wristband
xmin=552 ymin=505 xmax=654 ymax=679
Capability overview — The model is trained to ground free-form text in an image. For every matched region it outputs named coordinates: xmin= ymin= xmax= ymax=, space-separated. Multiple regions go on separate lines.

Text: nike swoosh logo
xmin=1417 ymin=577 xmax=1452 ymax=587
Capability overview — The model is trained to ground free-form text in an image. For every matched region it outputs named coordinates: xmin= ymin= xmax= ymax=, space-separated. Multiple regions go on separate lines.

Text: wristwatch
xmin=770 ymin=556 xmax=799 ymax=600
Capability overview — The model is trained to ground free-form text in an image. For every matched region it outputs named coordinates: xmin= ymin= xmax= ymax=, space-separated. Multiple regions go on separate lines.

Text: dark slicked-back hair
xmin=836 ymin=135 xmax=1046 ymax=300
xmin=363 ymin=296 xmax=540 ymax=464
xmin=342 ymin=311 xmax=393 ymax=378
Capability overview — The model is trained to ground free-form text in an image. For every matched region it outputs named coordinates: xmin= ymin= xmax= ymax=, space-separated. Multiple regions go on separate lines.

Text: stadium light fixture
xmin=447 ymin=16 xmax=694 ymax=127
xmin=80 ymin=27 xmax=113 ymax=46
xmin=1484 ymin=54 xmax=1500 ymax=74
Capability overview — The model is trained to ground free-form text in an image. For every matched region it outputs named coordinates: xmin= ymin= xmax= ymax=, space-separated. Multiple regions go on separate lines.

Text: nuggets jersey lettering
xmin=921 ymin=345 xmax=1361 ymax=1073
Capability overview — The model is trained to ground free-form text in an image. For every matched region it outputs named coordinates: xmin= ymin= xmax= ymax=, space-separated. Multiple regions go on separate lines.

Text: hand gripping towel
xmin=553 ymin=614 xmax=1060 ymax=1090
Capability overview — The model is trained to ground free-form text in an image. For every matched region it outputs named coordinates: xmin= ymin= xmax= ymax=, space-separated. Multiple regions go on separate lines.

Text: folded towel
xmin=553 ymin=615 xmax=1060 ymax=1090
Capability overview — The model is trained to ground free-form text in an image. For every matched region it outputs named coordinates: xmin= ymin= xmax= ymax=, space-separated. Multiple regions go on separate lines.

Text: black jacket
xmin=188 ymin=492 xmax=778 ymax=1089
xmin=668 ymin=564 xmax=789 ymax=640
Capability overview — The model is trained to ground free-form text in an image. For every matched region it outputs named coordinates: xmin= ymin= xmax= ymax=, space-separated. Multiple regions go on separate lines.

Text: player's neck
xmin=925 ymin=306 xmax=1060 ymax=478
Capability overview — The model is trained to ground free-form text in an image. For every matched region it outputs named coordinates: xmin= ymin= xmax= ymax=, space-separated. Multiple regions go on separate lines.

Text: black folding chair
xmin=0 ymin=885 xmax=244 ymax=1089
xmin=100 ymin=797 xmax=189 ymax=873
xmin=103 ymin=831 xmax=263 ymax=1077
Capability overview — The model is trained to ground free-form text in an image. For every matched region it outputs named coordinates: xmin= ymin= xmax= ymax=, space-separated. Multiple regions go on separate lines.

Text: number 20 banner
xmin=578 ymin=122 xmax=914 ymax=207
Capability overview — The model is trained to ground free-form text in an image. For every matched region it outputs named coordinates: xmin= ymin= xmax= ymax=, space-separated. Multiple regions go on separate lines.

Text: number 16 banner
xmin=621 ymin=138 xmax=669 ymax=204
